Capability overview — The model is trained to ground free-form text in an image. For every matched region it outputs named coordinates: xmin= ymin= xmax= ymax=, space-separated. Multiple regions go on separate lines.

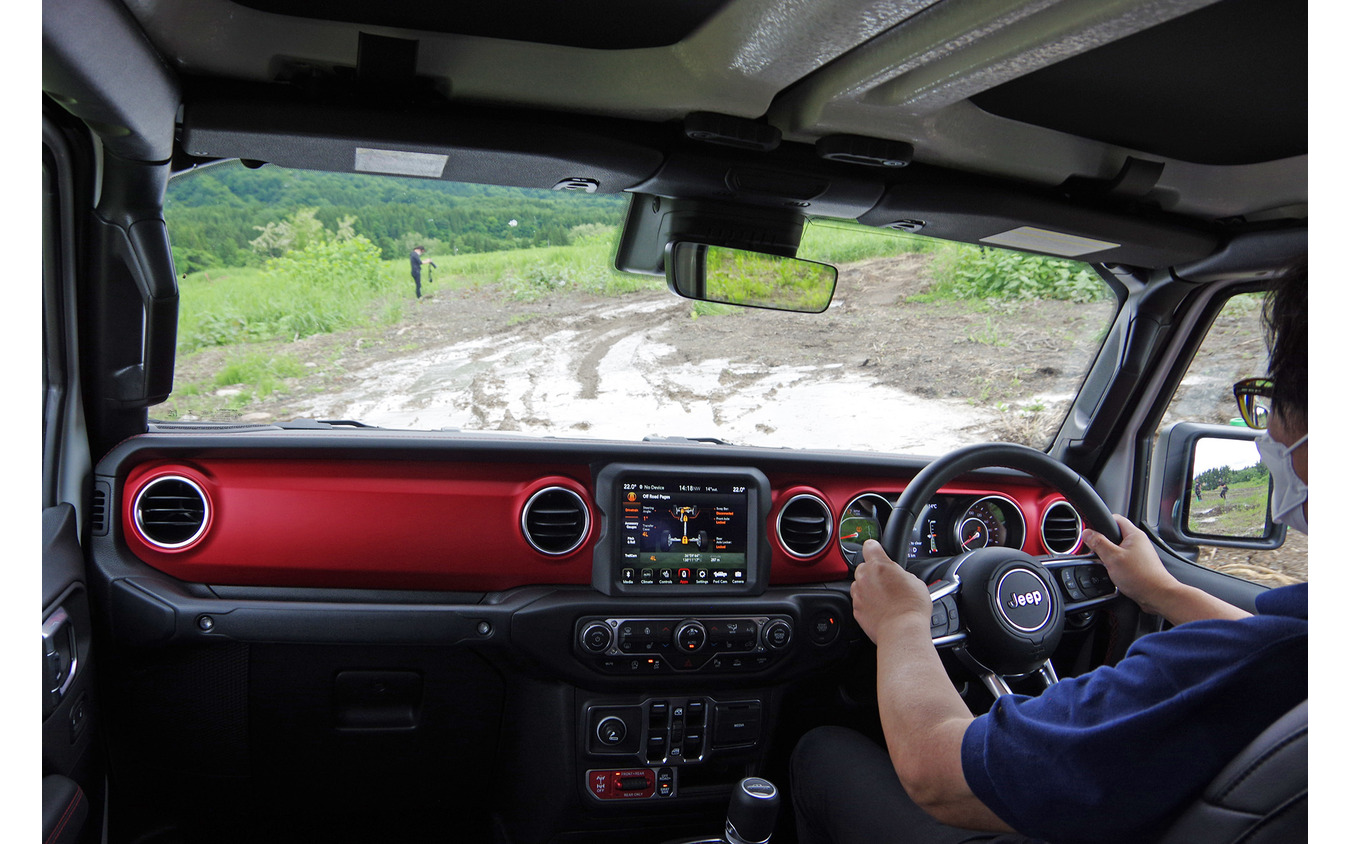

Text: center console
xmin=506 ymin=463 xmax=856 ymax=832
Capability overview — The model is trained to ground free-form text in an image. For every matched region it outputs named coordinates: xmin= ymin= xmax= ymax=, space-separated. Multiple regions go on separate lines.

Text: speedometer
xmin=953 ymin=495 xmax=1025 ymax=552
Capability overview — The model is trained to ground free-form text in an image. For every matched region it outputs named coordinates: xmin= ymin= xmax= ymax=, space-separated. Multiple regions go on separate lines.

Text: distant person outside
xmin=410 ymin=246 xmax=436 ymax=299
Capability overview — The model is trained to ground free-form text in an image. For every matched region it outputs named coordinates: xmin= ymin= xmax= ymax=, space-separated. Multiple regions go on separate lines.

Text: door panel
xmin=43 ymin=505 xmax=100 ymax=844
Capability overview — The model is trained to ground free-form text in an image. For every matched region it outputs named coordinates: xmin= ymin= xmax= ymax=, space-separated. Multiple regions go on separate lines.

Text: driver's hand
xmin=851 ymin=539 xmax=933 ymax=645
xmin=1082 ymin=514 xmax=1181 ymax=617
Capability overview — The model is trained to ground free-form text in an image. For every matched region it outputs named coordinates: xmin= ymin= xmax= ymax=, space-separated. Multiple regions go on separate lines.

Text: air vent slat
xmin=777 ymin=494 xmax=832 ymax=559
xmin=522 ymin=487 xmax=590 ymax=556
xmin=1041 ymin=502 xmax=1083 ymax=555
xmin=134 ymin=476 xmax=209 ymax=549
xmin=90 ymin=485 xmax=109 ymax=536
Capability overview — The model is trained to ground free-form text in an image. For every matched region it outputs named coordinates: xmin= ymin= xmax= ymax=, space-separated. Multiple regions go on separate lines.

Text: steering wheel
xmin=877 ymin=443 xmax=1124 ymax=699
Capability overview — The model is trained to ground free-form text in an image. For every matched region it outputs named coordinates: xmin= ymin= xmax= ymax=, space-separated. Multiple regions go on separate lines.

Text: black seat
xmin=1155 ymin=700 xmax=1307 ymax=843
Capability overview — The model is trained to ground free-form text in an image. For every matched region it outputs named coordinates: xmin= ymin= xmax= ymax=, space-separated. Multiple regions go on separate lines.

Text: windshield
xmin=160 ymin=163 xmax=1118 ymax=452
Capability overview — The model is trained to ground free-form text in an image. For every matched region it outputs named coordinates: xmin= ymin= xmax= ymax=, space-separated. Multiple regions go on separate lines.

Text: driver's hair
xmin=1263 ymin=262 xmax=1308 ymax=430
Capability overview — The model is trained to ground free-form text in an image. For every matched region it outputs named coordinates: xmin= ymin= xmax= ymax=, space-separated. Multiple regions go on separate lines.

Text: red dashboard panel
xmin=122 ymin=460 xmax=598 ymax=590
xmin=763 ymin=474 xmax=1077 ymax=584
xmin=121 ymin=460 xmax=1076 ymax=590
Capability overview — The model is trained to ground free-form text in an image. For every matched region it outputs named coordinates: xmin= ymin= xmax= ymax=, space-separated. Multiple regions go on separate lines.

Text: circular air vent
xmin=133 ymin=475 xmax=210 ymax=549
xmin=1041 ymin=501 xmax=1084 ymax=555
xmin=777 ymin=494 xmax=833 ymax=559
xmin=521 ymin=487 xmax=590 ymax=555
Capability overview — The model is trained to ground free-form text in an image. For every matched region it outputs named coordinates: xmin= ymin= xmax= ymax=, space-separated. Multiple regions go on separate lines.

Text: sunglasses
xmin=1232 ymin=377 xmax=1273 ymax=430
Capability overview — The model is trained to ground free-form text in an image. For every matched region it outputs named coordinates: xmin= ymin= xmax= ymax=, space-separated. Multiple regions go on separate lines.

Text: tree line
xmin=1195 ymin=462 xmax=1269 ymax=490
xmin=165 ymin=162 xmax=628 ymax=273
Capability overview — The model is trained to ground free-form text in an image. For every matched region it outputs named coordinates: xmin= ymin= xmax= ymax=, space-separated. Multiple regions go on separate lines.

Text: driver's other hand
xmin=851 ymin=539 xmax=933 ymax=645
xmin=1081 ymin=514 xmax=1180 ymax=617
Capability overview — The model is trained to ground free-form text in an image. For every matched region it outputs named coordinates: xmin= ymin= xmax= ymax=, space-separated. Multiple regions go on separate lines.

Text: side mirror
xmin=665 ymin=242 xmax=837 ymax=314
xmin=1149 ymin=422 xmax=1284 ymax=550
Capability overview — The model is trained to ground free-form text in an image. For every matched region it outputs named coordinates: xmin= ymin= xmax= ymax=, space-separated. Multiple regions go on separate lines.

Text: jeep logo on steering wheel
xmin=995 ymin=569 xmax=1053 ymax=633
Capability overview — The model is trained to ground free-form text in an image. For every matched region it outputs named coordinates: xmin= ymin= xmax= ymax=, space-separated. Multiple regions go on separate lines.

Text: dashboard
xmin=111 ymin=437 xmax=1086 ymax=593
xmin=90 ymin=429 xmax=1104 ymax=837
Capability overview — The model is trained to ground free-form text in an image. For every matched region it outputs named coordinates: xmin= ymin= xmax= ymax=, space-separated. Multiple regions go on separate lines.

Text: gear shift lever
xmin=725 ymin=777 xmax=779 ymax=844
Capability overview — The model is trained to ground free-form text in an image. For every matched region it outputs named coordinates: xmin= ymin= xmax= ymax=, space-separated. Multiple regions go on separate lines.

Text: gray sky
xmin=1192 ymin=437 xmax=1262 ymax=476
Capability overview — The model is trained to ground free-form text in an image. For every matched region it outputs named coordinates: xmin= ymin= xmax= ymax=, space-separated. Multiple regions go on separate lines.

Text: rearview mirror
xmin=666 ymin=242 xmax=837 ymax=314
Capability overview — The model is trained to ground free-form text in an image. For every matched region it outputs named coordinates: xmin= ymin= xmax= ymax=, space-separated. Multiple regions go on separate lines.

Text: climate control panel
xmin=576 ymin=616 xmax=795 ymax=674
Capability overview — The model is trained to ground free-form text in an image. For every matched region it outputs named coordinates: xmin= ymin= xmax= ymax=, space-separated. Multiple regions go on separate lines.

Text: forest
xmin=165 ymin=162 xmax=629 ymax=273
xmin=1195 ymin=461 xmax=1269 ymax=490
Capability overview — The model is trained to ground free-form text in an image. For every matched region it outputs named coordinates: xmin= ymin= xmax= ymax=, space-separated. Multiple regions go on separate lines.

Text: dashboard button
xmin=764 ymin=619 xmax=792 ymax=649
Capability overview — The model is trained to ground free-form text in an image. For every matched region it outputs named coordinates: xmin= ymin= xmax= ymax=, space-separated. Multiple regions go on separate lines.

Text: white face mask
xmin=1255 ymin=432 xmax=1308 ymax=534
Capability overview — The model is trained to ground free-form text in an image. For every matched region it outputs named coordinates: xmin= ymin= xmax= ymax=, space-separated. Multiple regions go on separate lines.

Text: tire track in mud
xmin=296 ymin=286 xmax=1003 ymax=452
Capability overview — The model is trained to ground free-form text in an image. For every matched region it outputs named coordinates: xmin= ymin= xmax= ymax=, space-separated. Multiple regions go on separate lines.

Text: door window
xmin=1159 ymin=293 xmax=1306 ymax=586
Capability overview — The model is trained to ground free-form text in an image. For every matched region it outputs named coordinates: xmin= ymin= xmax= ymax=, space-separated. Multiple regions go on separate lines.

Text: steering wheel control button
xmin=1060 ymin=568 xmax=1086 ymax=601
xmin=763 ymin=619 xmax=792 ymax=649
xmin=995 ymin=568 xmax=1054 ymax=633
xmin=1076 ymin=564 xmax=1113 ymax=598
xmin=930 ymin=600 xmax=948 ymax=629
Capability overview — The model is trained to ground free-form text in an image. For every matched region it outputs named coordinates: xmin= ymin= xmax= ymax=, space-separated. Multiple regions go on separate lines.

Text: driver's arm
xmin=1083 ymin=515 xmax=1251 ymax=625
xmin=851 ymin=540 xmax=1015 ymax=833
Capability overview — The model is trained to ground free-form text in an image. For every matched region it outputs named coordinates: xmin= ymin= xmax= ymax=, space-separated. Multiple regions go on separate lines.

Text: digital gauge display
xmin=909 ymin=504 xmax=942 ymax=560
xmin=839 ymin=496 xmax=944 ymax=566
xmin=617 ymin=476 xmax=749 ymax=586
xmin=837 ymin=495 xmax=1020 ymax=564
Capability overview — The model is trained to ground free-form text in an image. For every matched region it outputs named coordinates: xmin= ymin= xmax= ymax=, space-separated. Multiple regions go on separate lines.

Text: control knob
xmin=674 ymin=620 xmax=707 ymax=653
xmin=581 ymin=622 xmax=613 ymax=653
xmin=763 ymin=619 xmax=792 ymax=650
xmin=596 ymin=716 xmax=627 ymax=746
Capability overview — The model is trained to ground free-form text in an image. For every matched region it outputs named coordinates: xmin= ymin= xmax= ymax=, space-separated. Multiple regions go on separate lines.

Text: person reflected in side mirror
xmin=790 ymin=266 xmax=1307 ymax=844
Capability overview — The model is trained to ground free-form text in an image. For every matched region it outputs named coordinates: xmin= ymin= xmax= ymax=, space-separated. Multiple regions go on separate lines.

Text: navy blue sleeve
xmin=961 ymin=611 xmax=1306 ymax=843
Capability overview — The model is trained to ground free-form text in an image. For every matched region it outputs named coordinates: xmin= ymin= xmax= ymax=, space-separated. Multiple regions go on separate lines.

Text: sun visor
xmin=180 ymin=98 xmax=665 ymax=193
xmin=858 ymin=183 xmax=1218 ymax=269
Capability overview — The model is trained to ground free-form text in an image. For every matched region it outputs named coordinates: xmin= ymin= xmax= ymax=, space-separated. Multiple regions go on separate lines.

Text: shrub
xmin=933 ymin=245 xmax=1109 ymax=303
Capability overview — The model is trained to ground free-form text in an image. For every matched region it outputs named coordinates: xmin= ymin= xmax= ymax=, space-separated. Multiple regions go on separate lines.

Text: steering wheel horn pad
xmin=876 ymin=442 xmax=1119 ymax=688
xmin=944 ymin=547 xmax=1065 ymax=676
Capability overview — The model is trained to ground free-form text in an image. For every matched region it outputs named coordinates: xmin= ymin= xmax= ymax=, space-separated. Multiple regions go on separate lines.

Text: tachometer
xmin=838 ymin=494 xmax=892 ymax=566
xmin=952 ymin=496 xmax=1025 ymax=552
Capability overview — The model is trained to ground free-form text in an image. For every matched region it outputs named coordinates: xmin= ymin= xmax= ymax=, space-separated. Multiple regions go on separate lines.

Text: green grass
xmin=214 ymin=351 xmax=306 ymax=397
xmin=1187 ymin=479 xmax=1270 ymax=538
xmin=177 ymin=262 xmax=407 ymax=353
xmin=429 ymin=228 xmax=660 ymax=301
xmin=797 ymin=219 xmax=935 ymax=264
xmin=174 ymin=231 xmax=662 ymax=354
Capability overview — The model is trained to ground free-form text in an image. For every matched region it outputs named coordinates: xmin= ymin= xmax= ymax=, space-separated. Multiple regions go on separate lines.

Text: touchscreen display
xmin=617 ymin=476 xmax=749 ymax=586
